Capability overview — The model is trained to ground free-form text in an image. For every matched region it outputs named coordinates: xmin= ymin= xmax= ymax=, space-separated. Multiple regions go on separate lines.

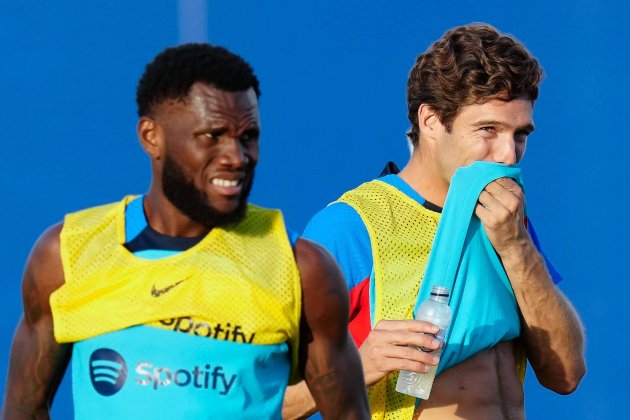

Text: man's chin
xmin=161 ymin=154 xmax=254 ymax=229
xmin=198 ymin=201 xmax=249 ymax=228
xmin=210 ymin=199 xmax=244 ymax=216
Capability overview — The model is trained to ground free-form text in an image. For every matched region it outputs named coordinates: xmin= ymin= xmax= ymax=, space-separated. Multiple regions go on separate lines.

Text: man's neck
xmin=142 ymin=188 xmax=211 ymax=238
xmin=398 ymin=150 xmax=449 ymax=207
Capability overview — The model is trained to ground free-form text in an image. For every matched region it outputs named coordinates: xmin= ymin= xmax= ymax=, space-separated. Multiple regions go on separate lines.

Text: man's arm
xmin=476 ymin=178 xmax=586 ymax=394
xmin=284 ymin=318 xmax=441 ymax=419
xmin=2 ymin=224 xmax=72 ymax=419
xmin=286 ymin=238 xmax=369 ymax=419
xmin=283 ymin=240 xmax=440 ymax=419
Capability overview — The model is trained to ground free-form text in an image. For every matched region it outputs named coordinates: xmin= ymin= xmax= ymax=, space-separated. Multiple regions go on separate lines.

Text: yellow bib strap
xmin=339 ymin=180 xmax=440 ymax=419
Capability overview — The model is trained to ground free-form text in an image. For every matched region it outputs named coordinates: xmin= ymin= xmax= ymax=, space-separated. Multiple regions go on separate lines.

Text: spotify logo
xmin=89 ymin=348 xmax=128 ymax=396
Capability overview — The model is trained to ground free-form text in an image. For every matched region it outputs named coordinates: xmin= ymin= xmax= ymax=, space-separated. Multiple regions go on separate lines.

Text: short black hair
xmin=136 ymin=43 xmax=261 ymax=117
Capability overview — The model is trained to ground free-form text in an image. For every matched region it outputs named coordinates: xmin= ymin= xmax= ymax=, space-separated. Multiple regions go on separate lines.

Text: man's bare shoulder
xmin=293 ymin=237 xmax=331 ymax=264
xmin=293 ymin=237 xmax=349 ymax=325
xmin=31 ymin=223 xmax=63 ymax=260
xmin=22 ymin=222 xmax=66 ymax=315
xmin=294 ymin=237 xmax=345 ymax=288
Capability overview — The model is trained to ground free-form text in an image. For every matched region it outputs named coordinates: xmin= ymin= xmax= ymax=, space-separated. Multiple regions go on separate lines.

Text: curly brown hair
xmin=406 ymin=24 xmax=543 ymax=147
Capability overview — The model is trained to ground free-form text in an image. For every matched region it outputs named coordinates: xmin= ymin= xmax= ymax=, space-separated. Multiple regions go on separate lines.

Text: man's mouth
xmin=211 ymin=178 xmax=241 ymax=188
xmin=210 ymin=176 xmax=244 ymax=196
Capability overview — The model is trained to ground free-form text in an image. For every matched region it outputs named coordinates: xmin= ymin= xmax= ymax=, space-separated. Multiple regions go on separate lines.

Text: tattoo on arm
xmin=305 ymin=364 xmax=350 ymax=416
xmin=296 ymin=238 xmax=370 ymax=419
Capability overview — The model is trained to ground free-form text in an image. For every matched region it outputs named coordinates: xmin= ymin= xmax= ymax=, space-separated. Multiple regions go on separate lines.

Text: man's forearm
xmin=293 ymin=239 xmax=370 ymax=419
xmin=2 ymin=318 xmax=68 ymax=420
xmin=502 ymin=243 xmax=586 ymax=393
xmin=283 ymin=381 xmax=317 ymax=420
xmin=304 ymin=341 xmax=369 ymax=420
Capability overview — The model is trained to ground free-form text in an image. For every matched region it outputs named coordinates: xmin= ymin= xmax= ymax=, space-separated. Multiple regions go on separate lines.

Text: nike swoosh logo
xmin=151 ymin=279 xmax=188 ymax=297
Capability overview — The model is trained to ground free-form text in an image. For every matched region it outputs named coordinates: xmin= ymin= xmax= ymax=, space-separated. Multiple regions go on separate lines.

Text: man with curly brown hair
xmin=284 ymin=23 xmax=585 ymax=419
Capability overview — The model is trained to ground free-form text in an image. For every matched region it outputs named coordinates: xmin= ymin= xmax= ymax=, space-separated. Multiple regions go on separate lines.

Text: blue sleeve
xmin=285 ymin=227 xmax=299 ymax=248
xmin=527 ymin=219 xmax=563 ymax=284
xmin=302 ymin=202 xmax=373 ymax=290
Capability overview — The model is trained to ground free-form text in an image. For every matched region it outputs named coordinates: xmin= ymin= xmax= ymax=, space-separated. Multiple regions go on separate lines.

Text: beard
xmin=161 ymin=155 xmax=254 ymax=229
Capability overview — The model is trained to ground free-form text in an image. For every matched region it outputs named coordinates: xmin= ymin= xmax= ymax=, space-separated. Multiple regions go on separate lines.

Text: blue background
xmin=1 ymin=1 xmax=627 ymax=418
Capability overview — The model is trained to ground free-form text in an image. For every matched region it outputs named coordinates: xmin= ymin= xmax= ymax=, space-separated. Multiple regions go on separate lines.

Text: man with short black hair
xmin=2 ymin=44 xmax=369 ymax=419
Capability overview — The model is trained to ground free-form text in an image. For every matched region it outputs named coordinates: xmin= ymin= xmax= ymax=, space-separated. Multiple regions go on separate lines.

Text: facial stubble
xmin=161 ymin=155 xmax=254 ymax=229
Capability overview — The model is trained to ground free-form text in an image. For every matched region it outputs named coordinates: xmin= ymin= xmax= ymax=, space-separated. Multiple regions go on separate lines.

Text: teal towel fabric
xmin=414 ymin=161 xmax=523 ymax=375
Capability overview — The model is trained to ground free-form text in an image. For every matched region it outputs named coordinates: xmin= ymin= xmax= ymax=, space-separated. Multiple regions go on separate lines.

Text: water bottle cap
xmin=430 ymin=285 xmax=450 ymax=297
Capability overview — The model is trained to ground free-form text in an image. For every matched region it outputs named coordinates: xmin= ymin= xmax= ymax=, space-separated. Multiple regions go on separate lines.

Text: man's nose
xmin=493 ymin=136 xmax=517 ymax=165
xmin=219 ymin=138 xmax=249 ymax=168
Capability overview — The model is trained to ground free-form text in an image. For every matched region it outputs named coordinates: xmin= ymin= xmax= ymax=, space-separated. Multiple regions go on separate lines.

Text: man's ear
xmin=417 ymin=104 xmax=443 ymax=140
xmin=137 ymin=117 xmax=163 ymax=160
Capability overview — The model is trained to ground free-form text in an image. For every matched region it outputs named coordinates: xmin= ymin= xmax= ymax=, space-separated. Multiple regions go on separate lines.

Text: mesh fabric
xmin=339 ymin=180 xmax=440 ymax=420
xmin=51 ymin=196 xmax=301 ymax=376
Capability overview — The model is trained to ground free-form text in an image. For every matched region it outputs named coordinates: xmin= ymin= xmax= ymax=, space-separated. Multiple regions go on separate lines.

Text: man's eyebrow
xmin=471 ymin=119 xmax=503 ymax=128
xmin=515 ymin=123 xmax=535 ymax=135
xmin=472 ymin=120 xmax=536 ymax=134
xmin=520 ymin=123 xmax=536 ymax=134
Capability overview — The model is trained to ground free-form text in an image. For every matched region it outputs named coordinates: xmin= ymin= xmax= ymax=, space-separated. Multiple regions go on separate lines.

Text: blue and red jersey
xmin=303 ymin=172 xmax=562 ymax=347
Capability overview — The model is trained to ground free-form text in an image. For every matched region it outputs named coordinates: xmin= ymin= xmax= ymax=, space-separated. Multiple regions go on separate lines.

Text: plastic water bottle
xmin=396 ymin=285 xmax=452 ymax=400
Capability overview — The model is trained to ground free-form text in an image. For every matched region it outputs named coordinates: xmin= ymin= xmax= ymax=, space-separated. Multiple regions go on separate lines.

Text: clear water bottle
xmin=396 ymin=285 xmax=452 ymax=400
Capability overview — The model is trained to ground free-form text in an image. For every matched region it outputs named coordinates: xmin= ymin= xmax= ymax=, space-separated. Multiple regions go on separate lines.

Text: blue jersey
xmin=305 ymin=173 xmax=561 ymax=292
xmin=304 ymin=172 xmax=561 ymax=350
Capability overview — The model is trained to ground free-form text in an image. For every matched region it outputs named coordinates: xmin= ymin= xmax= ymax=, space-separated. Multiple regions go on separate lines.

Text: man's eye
xmin=204 ymin=132 xmax=221 ymax=140
xmin=240 ymin=131 xmax=259 ymax=143
xmin=480 ymin=126 xmax=495 ymax=133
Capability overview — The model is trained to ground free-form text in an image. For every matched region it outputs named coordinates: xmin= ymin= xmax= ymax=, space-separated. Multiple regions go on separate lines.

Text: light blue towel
xmin=414 ymin=161 xmax=523 ymax=375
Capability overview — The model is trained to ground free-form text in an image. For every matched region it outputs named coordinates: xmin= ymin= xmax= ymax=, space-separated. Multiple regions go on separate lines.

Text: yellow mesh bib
xmin=339 ymin=180 xmax=440 ymax=420
xmin=51 ymin=196 xmax=301 ymax=375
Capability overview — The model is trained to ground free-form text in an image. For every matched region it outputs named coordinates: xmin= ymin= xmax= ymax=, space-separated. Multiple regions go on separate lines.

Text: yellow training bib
xmin=339 ymin=180 xmax=440 ymax=419
xmin=50 ymin=196 xmax=302 ymax=376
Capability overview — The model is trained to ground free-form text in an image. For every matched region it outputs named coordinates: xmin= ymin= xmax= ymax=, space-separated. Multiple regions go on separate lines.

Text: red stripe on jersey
xmin=348 ymin=275 xmax=371 ymax=347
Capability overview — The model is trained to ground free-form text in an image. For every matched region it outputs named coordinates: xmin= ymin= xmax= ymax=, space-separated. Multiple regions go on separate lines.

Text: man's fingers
xmin=391 ymin=344 xmax=441 ymax=366
xmin=478 ymin=184 xmax=522 ymax=217
xmin=484 ymin=179 xmax=524 ymax=201
xmin=475 ymin=202 xmax=491 ymax=220
xmin=382 ymin=343 xmax=441 ymax=370
xmin=368 ymin=328 xmax=442 ymax=351
xmin=360 ymin=322 xmax=444 ymax=384
xmin=494 ymin=177 xmax=523 ymax=195
xmin=363 ymin=340 xmax=440 ymax=372
xmin=478 ymin=190 xmax=513 ymax=217
xmin=377 ymin=356 xmax=436 ymax=374
xmin=373 ymin=319 xmax=439 ymax=334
